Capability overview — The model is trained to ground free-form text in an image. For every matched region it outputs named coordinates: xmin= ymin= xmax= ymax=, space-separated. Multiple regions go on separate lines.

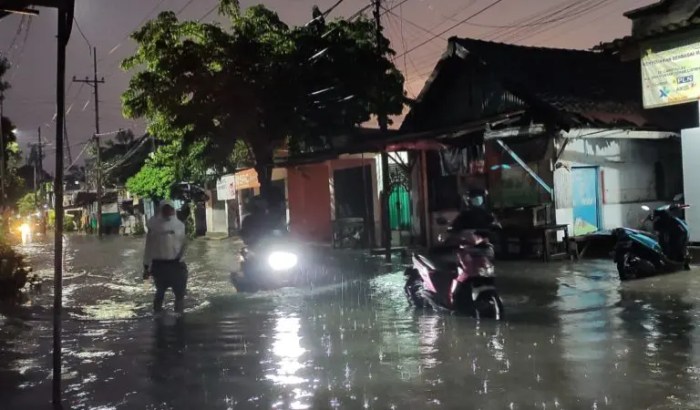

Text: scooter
xmin=404 ymin=220 xmax=504 ymax=319
xmin=230 ymin=229 xmax=301 ymax=292
xmin=614 ymin=197 xmax=691 ymax=281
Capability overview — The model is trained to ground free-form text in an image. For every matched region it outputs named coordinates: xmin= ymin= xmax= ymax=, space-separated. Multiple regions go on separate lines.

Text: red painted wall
xmin=287 ymin=164 xmax=332 ymax=243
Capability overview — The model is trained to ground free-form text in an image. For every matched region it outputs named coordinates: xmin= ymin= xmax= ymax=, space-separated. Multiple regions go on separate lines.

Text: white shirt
xmin=143 ymin=215 xmax=187 ymax=267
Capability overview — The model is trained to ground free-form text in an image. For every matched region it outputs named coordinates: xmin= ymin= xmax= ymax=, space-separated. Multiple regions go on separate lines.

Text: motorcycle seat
xmin=415 ymin=253 xmax=458 ymax=273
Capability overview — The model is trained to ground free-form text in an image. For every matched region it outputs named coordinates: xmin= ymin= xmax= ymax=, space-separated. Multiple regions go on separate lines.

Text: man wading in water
xmin=143 ymin=200 xmax=188 ymax=314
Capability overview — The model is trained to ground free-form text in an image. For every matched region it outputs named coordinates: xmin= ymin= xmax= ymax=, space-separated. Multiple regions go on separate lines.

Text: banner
xmin=641 ymin=31 xmax=700 ymax=108
xmin=216 ymin=174 xmax=237 ymax=201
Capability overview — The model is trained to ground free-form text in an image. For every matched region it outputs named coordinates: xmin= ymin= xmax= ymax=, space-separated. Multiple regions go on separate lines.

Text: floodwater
xmin=2 ymin=235 xmax=700 ymax=409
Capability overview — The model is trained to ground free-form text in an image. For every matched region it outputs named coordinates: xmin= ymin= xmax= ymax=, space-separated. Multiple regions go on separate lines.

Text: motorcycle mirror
xmin=641 ymin=205 xmax=651 ymax=211
xmin=674 ymin=193 xmax=683 ymax=202
xmin=436 ymin=217 xmax=448 ymax=226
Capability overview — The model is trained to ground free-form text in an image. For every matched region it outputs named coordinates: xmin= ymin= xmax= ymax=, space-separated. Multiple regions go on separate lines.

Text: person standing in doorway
xmin=143 ymin=200 xmax=188 ymax=314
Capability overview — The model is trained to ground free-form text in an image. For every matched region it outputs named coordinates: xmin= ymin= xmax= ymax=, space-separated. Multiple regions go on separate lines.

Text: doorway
xmin=333 ymin=165 xmax=375 ymax=247
xmin=572 ymin=167 xmax=600 ymax=236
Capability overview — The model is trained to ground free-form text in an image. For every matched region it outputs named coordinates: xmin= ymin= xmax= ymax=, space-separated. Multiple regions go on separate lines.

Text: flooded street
xmin=2 ymin=235 xmax=700 ymax=409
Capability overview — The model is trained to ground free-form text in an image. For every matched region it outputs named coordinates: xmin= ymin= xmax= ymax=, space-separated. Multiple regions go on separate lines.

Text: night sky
xmin=0 ymin=0 xmax=651 ymax=170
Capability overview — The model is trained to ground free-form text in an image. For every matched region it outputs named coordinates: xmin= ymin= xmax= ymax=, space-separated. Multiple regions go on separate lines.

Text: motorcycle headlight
xmin=477 ymin=266 xmax=495 ymax=277
xmin=268 ymin=251 xmax=298 ymax=271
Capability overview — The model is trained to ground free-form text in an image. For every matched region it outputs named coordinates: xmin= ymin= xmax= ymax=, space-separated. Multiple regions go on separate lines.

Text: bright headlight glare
xmin=268 ymin=251 xmax=298 ymax=271
xmin=19 ymin=223 xmax=31 ymax=235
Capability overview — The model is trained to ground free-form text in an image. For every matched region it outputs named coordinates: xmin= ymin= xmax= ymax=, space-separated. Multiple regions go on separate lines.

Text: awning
xmin=275 ymin=111 xmax=524 ymax=167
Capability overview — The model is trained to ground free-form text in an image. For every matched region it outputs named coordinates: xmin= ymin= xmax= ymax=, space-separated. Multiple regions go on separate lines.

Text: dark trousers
xmin=151 ymin=260 xmax=188 ymax=313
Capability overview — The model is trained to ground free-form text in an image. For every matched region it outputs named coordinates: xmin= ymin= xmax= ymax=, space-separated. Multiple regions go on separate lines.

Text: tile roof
xmin=405 ymin=37 xmax=694 ymax=131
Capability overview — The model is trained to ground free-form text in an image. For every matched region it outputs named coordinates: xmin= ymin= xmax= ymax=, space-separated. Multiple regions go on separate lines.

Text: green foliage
xmin=0 ymin=240 xmax=33 ymax=300
xmin=122 ymin=3 xmax=405 ymax=196
xmin=125 ymin=159 xmax=175 ymax=199
xmin=1 ymin=57 xmax=26 ymax=206
xmin=16 ymin=193 xmax=37 ymax=216
xmin=63 ymin=214 xmax=76 ymax=232
xmin=132 ymin=219 xmax=145 ymax=236
xmin=0 ymin=56 xmax=9 ymax=97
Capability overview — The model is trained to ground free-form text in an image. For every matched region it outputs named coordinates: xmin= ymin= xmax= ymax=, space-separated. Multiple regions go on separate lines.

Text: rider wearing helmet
xmin=240 ymin=196 xmax=270 ymax=246
xmin=451 ymin=189 xmax=496 ymax=233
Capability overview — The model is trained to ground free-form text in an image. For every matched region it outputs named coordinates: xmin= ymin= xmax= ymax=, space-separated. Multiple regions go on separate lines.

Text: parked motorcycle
xmin=404 ymin=219 xmax=504 ymax=319
xmin=614 ymin=197 xmax=691 ymax=280
xmin=230 ymin=229 xmax=301 ymax=292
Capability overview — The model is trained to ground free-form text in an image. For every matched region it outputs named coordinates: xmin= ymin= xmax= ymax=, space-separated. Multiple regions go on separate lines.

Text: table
xmin=499 ymin=224 xmax=570 ymax=262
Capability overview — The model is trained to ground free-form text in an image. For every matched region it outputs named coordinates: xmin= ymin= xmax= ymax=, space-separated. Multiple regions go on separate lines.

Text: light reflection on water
xmin=1 ymin=236 xmax=700 ymax=409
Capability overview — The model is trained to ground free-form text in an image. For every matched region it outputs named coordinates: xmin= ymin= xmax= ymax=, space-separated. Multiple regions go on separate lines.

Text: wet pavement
xmin=2 ymin=235 xmax=700 ymax=409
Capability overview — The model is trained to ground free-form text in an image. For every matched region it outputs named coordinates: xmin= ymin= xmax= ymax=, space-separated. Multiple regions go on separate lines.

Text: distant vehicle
xmin=614 ymin=194 xmax=691 ymax=280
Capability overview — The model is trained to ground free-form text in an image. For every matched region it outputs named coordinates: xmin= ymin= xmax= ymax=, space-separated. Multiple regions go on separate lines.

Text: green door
xmin=389 ymin=186 xmax=411 ymax=230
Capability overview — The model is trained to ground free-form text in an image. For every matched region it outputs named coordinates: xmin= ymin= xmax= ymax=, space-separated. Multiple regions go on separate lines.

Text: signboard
xmin=234 ymin=169 xmax=260 ymax=191
xmin=641 ymin=31 xmax=700 ymax=108
xmin=216 ymin=174 xmax=237 ymax=201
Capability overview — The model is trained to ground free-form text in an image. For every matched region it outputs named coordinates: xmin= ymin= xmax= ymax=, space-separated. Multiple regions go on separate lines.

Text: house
xmin=598 ymin=0 xmax=700 ymax=242
xmin=208 ymin=168 xmax=287 ymax=237
xmin=401 ymin=37 xmax=687 ymax=257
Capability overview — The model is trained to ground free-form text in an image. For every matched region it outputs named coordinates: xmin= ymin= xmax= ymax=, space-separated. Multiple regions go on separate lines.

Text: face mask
xmin=471 ymin=196 xmax=484 ymax=207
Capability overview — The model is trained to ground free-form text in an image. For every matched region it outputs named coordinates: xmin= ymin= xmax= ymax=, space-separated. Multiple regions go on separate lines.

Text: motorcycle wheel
xmin=617 ymin=253 xmax=638 ymax=281
xmin=474 ymin=293 xmax=504 ymax=321
xmin=617 ymin=253 xmax=656 ymax=280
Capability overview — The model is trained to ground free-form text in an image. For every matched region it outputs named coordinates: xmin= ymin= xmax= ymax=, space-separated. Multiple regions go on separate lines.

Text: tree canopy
xmin=1 ymin=56 xmax=25 ymax=207
xmin=122 ymin=3 xmax=404 ymax=197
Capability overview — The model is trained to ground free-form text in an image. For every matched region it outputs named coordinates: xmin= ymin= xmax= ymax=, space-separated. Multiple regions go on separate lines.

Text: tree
xmin=16 ymin=192 xmax=37 ymax=216
xmin=1 ymin=56 xmax=24 ymax=207
xmin=125 ymin=139 xmax=212 ymax=198
xmin=122 ymin=3 xmax=405 ymax=199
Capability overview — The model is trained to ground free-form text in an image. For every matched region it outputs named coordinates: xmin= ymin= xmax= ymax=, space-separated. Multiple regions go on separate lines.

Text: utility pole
xmin=54 ymin=3 xmax=73 ymax=407
xmin=0 ymin=93 xmax=5 ymax=205
xmin=373 ymin=0 xmax=392 ymax=262
xmin=33 ymin=127 xmax=43 ymax=207
xmin=73 ymin=47 xmax=105 ymax=237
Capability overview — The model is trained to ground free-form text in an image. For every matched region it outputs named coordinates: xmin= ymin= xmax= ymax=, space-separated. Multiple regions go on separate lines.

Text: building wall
xmin=205 ymin=189 xmax=228 ymax=234
xmin=331 ymin=155 xmax=381 ymax=246
xmin=554 ymin=137 xmax=682 ymax=234
xmin=287 ymin=163 xmax=332 ymax=243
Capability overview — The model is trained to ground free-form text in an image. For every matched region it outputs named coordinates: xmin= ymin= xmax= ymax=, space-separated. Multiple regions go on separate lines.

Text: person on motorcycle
xmin=240 ymin=196 xmax=271 ymax=247
xmin=451 ymin=190 xmax=496 ymax=232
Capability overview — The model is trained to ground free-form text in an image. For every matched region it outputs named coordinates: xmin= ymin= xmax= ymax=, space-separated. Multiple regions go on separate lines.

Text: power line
xmin=504 ymin=0 xmax=619 ymax=44
xmin=394 ymin=0 xmax=506 ymax=60
xmin=8 ymin=15 xmax=32 ymax=82
xmin=382 ymin=7 xmax=444 ymax=41
xmin=402 ymin=0 xmax=604 ymax=78
xmin=99 ymin=0 xmax=167 ymax=63
xmin=198 ymin=3 xmax=219 ymax=22
xmin=489 ymin=0 xmax=595 ymax=42
xmin=176 ymin=0 xmax=197 ymax=16
xmin=72 ymin=16 xmax=92 ymax=52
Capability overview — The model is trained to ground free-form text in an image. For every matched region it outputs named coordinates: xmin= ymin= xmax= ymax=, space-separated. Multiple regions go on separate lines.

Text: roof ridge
xmin=448 ymin=36 xmax=606 ymax=55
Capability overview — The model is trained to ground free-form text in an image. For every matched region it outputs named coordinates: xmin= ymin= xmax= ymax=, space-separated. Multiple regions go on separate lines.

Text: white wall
xmin=554 ymin=136 xmax=682 ymax=235
xmin=682 ymin=128 xmax=700 ymax=242
xmin=556 ymin=202 xmax=665 ymax=233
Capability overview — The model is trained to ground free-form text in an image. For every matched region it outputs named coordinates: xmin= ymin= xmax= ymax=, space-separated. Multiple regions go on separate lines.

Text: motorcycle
xmin=404 ymin=218 xmax=504 ymax=319
xmin=614 ymin=197 xmax=691 ymax=281
xmin=230 ymin=229 xmax=301 ymax=292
